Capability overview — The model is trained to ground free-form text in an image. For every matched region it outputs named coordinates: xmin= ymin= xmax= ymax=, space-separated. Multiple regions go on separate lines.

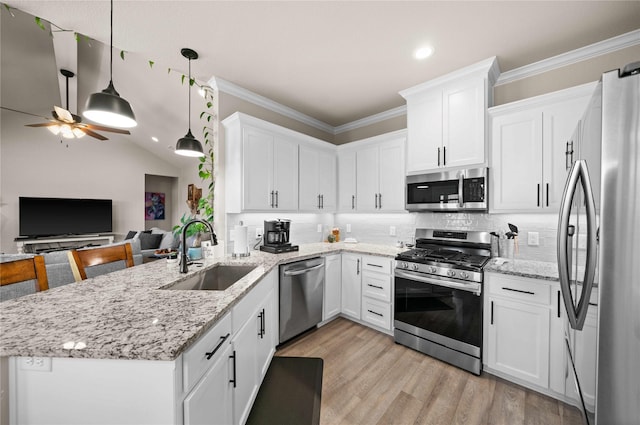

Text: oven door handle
xmin=395 ymin=269 xmax=481 ymax=295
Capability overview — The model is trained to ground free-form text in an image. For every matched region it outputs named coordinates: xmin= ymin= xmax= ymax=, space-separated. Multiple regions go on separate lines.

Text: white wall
xmin=0 ymin=110 xmax=184 ymax=254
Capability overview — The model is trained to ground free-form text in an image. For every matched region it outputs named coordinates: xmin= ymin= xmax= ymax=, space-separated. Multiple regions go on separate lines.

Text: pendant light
xmin=83 ymin=0 xmax=136 ymax=128
xmin=175 ymin=48 xmax=205 ymax=157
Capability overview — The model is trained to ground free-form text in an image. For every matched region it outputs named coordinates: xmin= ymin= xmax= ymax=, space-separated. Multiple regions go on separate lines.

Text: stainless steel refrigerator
xmin=557 ymin=61 xmax=640 ymax=425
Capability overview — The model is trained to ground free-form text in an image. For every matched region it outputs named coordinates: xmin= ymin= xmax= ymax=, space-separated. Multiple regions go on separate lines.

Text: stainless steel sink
xmin=163 ymin=264 xmax=257 ymax=291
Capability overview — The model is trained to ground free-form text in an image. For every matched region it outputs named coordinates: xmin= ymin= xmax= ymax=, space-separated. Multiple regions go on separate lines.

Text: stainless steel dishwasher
xmin=279 ymin=257 xmax=325 ymax=344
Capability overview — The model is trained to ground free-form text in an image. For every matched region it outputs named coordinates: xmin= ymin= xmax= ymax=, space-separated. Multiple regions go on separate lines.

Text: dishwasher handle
xmin=283 ymin=263 xmax=324 ymax=276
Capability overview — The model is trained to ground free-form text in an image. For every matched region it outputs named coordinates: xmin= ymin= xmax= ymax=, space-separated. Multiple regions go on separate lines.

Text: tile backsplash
xmin=227 ymin=211 xmax=560 ymax=263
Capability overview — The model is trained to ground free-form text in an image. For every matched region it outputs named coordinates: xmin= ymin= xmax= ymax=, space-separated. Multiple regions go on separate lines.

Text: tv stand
xmin=16 ymin=235 xmax=115 ymax=254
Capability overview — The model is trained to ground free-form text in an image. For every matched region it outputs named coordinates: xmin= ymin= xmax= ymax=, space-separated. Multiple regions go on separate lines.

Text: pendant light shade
xmin=175 ymin=48 xmax=205 ymax=157
xmin=83 ymin=0 xmax=136 ymax=128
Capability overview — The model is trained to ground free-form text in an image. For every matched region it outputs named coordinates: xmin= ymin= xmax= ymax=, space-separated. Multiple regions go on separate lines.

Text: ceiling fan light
xmin=72 ymin=128 xmax=86 ymax=138
xmin=175 ymin=130 xmax=205 ymax=157
xmin=61 ymin=124 xmax=74 ymax=138
xmin=48 ymin=125 xmax=61 ymax=135
xmin=83 ymin=81 xmax=137 ymax=128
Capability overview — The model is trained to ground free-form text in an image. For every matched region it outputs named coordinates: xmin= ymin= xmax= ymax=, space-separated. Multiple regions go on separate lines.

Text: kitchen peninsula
xmin=0 ymin=242 xmax=401 ymax=425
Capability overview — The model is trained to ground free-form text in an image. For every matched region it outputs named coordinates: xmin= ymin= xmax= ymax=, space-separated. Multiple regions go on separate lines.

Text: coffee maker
xmin=260 ymin=219 xmax=299 ymax=253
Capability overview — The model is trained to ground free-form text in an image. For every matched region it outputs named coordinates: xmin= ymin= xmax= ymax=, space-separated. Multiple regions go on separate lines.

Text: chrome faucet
xmin=180 ymin=219 xmax=218 ymax=273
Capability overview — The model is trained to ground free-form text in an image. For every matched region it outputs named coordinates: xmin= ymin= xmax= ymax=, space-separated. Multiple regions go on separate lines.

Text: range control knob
xmin=460 ymin=271 xmax=469 ymax=279
xmin=447 ymin=270 xmax=456 ymax=277
xmin=430 ymin=266 xmax=437 ymax=273
xmin=402 ymin=262 xmax=409 ymax=269
xmin=412 ymin=264 xmax=419 ymax=271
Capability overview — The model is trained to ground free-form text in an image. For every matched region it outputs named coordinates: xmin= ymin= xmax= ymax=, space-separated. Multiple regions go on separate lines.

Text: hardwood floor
xmin=276 ymin=318 xmax=583 ymax=425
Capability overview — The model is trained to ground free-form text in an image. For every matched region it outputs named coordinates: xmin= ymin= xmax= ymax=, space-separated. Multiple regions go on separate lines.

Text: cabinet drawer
xmin=183 ymin=312 xmax=232 ymax=393
xmin=362 ymin=255 xmax=391 ymax=274
xmin=361 ymin=297 xmax=391 ymax=331
xmin=487 ymin=273 xmax=551 ymax=306
xmin=362 ymin=270 xmax=391 ymax=302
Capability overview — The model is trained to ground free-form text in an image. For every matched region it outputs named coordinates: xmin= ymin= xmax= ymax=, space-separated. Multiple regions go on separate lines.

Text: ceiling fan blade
xmin=82 ymin=124 xmax=130 ymax=134
xmin=25 ymin=122 xmax=58 ymax=128
xmin=54 ymin=106 xmax=75 ymax=123
xmin=79 ymin=128 xmax=108 ymax=141
xmin=1 ymin=106 xmax=51 ymax=121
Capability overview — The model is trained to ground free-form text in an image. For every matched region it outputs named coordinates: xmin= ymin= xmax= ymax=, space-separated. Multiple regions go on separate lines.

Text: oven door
xmin=394 ymin=270 xmax=483 ymax=357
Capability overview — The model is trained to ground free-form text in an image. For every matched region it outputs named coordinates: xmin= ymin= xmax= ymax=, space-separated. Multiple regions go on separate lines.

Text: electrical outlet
xmin=390 ymin=226 xmax=396 ymax=236
xmin=317 ymin=224 xmax=322 ymax=233
xmin=255 ymin=228 xmax=263 ymax=239
xmin=527 ymin=232 xmax=539 ymax=246
xmin=20 ymin=356 xmax=51 ymax=372
xmin=346 ymin=224 xmax=352 ymax=233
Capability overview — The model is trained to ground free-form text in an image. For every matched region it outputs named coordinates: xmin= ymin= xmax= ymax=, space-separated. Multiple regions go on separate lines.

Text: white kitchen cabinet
xmin=242 ymin=126 xmax=298 ymax=211
xmin=324 ymin=254 xmax=342 ymax=320
xmin=299 ymin=144 xmax=336 ymax=211
xmin=184 ymin=343 xmax=234 ymax=425
xmin=360 ymin=255 xmax=393 ymax=332
xmin=341 ymin=253 xmax=362 ymax=320
xmin=231 ymin=270 xmax=276 ymax=425
xmin=355 ymin=136 xmax=405 ymax=212
xmin=485 ymin=273 xmax=556 ymax=389
xmin=337 ymin=150 xmax=357 ymax=211
xmin=401 ymin=57 xmax=499 ymax=174
xmin=490 ymin=83 xmax=595 ymax=212
xmin=224 ymin=112 xmax=340 ymax=213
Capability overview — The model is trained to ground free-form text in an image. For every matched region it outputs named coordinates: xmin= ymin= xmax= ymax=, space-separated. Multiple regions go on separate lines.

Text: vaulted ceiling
xmin=2 ymin=1 xmax=639 ymax=164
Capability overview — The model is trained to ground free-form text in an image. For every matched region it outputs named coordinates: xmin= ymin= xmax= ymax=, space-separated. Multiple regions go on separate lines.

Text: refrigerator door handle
xmin=557 ymin=160 xmax=597 ymax=330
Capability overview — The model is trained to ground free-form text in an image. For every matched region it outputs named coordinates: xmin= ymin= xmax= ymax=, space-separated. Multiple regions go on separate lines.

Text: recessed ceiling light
xmin=414 ymin=46 xmax=434 ymax=60
xmin=151 ymin=136 xmax=159 ymax=142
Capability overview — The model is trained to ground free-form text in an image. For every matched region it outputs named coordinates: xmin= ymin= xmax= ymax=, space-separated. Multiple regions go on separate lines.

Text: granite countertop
xmin=484 ymin=257 xmax=560 ymax=281
xmin=0 ymin=242 xmax=402 ymax=361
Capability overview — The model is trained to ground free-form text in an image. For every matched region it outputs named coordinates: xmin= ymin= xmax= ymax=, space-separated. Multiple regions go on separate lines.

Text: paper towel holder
xmin=232 ymin=221 xmax=251 ymax=258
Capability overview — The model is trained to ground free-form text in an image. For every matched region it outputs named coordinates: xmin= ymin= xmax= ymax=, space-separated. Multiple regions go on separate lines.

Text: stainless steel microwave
xmin=406 ymin=168 xmax=488 ymax=212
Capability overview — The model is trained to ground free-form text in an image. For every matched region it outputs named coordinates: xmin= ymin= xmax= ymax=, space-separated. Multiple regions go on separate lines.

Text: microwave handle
xmin=458 ymin=171 xmax=464 ymax=208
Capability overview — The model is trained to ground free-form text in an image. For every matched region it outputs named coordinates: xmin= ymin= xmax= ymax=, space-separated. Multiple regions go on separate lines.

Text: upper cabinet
xmin=400 ymin=57 xmax=500 ymax=175
xmin=299 ymin=144 xmax=336 ymax=212
xmin=223 ymin=113 xmax=336 ymax=213
xmin=337 ymin=130 xmax=406 ymax=213
xmin=489 ymin=83 xmax=596 ymax=212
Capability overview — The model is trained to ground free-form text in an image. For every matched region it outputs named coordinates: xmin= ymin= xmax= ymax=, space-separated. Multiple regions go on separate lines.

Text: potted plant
xmin=172 ymin=213 xmax=209 ymax=260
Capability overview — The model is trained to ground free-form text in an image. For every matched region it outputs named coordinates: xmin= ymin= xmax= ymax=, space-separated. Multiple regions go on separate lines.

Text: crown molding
xmin=333 ymin=105 xmax=406 ymax=135
xmin=208 ymin=76 xmax=335 ymax=135
xmin=496 ymin=29 xmax=640 ymax=86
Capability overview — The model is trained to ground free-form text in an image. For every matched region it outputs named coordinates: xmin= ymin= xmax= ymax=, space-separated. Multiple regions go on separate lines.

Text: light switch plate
xmin=255 ymin=228 xmax=263 ymax=239
xmin=390 ymin=226 xmax=396 ymax=236
xmin=527 ymin=231 xmax=539 ymax=246
xmin=346 ymin=224 xmax=351 ymax=233
xmin=317 ymin=224 xmax=322 ymax=233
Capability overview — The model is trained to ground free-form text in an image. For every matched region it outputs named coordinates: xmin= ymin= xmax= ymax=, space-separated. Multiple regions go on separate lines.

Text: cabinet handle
xmin=491 ymin=301 xmax=494 ymax=325
xmin=546 ymin=183 xmax=550 ymax=207
xmin=321 ymin=194 xmax=324 ymax=209
xmin=367 ymin=263 xmax=383 ymax=268
xmin=502 ymin=287 xmax=535 ymax=295
xmin=357 ymin=259 xmax=360 ymax=275
xmin=565 ymin=141 xmax=570 ymax=170
xmin=352 ymin=195 xmax=355 ymax=210
xmin=374 ymin=193 xmax=378 ymax=209
xmin=437 ymin=147 xmax=441 ymax=166
xmin=229 ymin=351 xmax=237 ymax=388
xmin=443 ymin=146 xmax=446 ymax=166
xmin=537 ymin=184 xmax=541 ymax=207
xmin=367 ymin=283 xmax=384 ymax=290
xmin=258 ymin=310 xmax=264 ymax=338
xmin=205 ymin=333 xmax=230 ymax=360
xmin=367 ymin=309 xmax=383 ymax=317
xmin=557 ymin=290 xmax=561 ymax=318
xmin=261 ymin=308 xmax=266 ymax=338
xmin=318 ymin=194 xmax=321 ymax=209
xmin=270 ymin=191 xmax=275 ymax=208
xmin=569 ymin=141 xmax=574 ymax=168
xmin=275 ymin=191 xmax=279 ymax=208
xmin=378 ymin=193 xmax=382 ymax=209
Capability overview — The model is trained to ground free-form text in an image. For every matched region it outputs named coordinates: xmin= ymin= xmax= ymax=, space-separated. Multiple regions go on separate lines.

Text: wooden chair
xmin=0 ymin=256 xmax=49 ymax=300
xmin=68 ymin=243 xmax=135 ymax=282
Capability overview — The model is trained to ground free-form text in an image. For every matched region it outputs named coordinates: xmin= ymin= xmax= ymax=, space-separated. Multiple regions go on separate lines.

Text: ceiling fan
xmin=1 ymin=69 xmax=131 ymax=141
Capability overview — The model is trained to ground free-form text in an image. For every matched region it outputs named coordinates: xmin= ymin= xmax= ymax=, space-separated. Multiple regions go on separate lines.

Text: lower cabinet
xmin=360 ymin=255 xmax=392 ymax=331
xmin=484 ymin=272 xmax=564 ymax=393
xmin=323 ymin=254 xmax=342 ymax=320
xmin=183 ymin=343 xmax=234 ymax=425
xmin=341 ymin=253 xmax=362 ymax=319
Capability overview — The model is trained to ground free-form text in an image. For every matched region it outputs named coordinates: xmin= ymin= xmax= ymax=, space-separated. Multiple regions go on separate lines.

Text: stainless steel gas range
xmin=394 ymin=229 xmax=491 ymax=375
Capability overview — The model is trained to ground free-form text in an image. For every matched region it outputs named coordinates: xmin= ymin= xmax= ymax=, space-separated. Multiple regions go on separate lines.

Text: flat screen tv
xmin=19 ymin=197 xmax=113 ymax=237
